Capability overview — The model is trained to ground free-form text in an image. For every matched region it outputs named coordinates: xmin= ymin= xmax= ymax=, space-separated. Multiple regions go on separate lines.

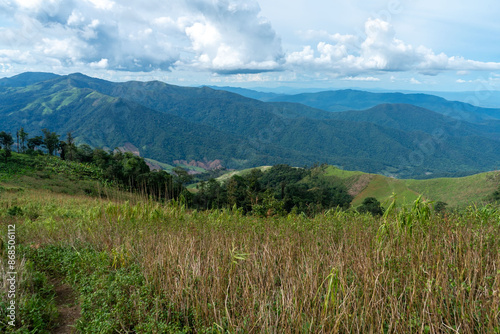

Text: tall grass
xmin=2 ymin=189 xmax=500 ymax=332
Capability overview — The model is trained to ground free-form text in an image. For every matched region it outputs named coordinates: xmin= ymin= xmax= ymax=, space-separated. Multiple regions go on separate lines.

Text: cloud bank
xmin=0 ymin=1 xmax=499 ymax=79
xmin=287 ymin=18 xmax=500 ymax=77
xmin=0 ymin=0 xmax=283 ymax=73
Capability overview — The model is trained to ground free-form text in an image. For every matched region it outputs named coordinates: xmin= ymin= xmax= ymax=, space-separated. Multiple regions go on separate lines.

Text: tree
xmin=76 ymin=144 xmax=93 ymax=163
xmin=16 ymin=130 xmax=19 ymax=153
xmin=0 ymin=131 xmax=14 ymax=150
xmin=18 ymin=127 xmax=28 ymax=153
xmin=27 ymin=136 xmax=44 ymax=151
xmin=0 ymin=131 xmax=14 ymax=162
xmin=434 ymin=201 xmax=448 ymax=214
xmin=173 ymin=167 xmax=193 ymax=186
xmin=59 ymin=133 xmax=77 ymax=161
xmin=65 ymin=132 xmax=77 ymax=161
xmin=358 ymin=197 xmax=385 ymax=216
xmin=59 ymin=140 xmax=68 ymax=160
xmin=42 ymin=129 xmax=60 ymax=155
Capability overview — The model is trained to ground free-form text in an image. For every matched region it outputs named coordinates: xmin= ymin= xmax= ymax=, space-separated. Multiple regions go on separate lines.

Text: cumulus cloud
xmin=0 ymin=0 xmax=283 ymax=73
xmin=342 ymin=76 xmax=380 ymax=81
xmin=287 ymin=18 xmax=500 ymax=77
xmin=181 ymin=0 xmax=283 ymax=73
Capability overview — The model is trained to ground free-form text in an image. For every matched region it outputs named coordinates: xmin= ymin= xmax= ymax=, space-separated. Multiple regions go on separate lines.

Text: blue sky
xmin=1 ymin=0 xmax=499 ymax=92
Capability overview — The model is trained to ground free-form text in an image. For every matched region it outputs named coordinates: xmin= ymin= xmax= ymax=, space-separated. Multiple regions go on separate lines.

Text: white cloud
xmin=342 ymin=76 xmax=380 ymax=81
xmin=14 ymin=0 xmax=44 ymax=10
xmin=456 ymin=79 xmax=466 ymax=83
xmin=286 ymin=18 xmax=500 ymax=77
xmin=410 ymin=78 xmax=422 ymax=84
xmin=181 ymin=1 xmax=283 ymax=73
xmin=90 ymin=58 xmax=108 ymax=69
xmin=0 ymin=0 xmax=283 ymax=74
xmin=85 ymin=0 xmax=115 ymax=11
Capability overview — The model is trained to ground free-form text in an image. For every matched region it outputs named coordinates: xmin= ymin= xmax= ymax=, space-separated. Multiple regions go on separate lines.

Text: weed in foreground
xmin=1 ymin=189 xmax=500 ymax=333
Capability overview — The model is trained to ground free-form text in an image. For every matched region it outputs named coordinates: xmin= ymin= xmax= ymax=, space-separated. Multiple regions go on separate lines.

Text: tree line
xmin=0 ymin=127 xmax=61 ymax=158
xmin=0 ymin=128 xmax=188 ymax=200
xmin=187 ymin=164 xmax=354 ymax=216
xmin=1 ymin=128 xmax=361 ymax=216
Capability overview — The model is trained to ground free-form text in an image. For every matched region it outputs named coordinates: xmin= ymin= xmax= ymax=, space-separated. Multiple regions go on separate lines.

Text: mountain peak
xmin=0 ymin=72 xmax=61 ymax=87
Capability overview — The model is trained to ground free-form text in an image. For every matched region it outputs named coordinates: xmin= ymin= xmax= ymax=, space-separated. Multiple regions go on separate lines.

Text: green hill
xmin=330 ymin=166 xmax=500 ymax=208
xmin=215 ymin=165 xmax=500 ymax=209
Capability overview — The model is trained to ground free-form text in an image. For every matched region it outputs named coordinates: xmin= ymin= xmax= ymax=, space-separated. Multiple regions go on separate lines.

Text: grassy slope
xmin=213 ymin=165 xmax=500 ymax=208
xmin=2 ymin=154 xmax=500 ymax=332
xmin=2 ymin=172 xmax=500 ymax=332
xmin=321 ymin=166 xmax=420 ymax=207
xmin=405 ymin=171 xmax=500 ymax=207
xmin=216 ymin=166 xmax=272 ymax=182
xmin=345 ymin=169 xmax=499 ymax=208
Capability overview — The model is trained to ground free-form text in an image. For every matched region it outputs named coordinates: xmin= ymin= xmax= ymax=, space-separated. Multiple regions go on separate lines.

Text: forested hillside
xmin=1 ymin=72 xmax=500 ymax=178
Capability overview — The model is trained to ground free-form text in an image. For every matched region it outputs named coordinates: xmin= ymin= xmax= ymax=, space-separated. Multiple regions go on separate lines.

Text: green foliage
xmin=0 ymin=131 xmax=14 ymax=150
xmin=0 ymin=256 xmax=59 ymax=333
xmin=27 ymin=136 xmax=43 ymax=151
xmin=434 ymin=200 xmax=448 ymax=213
xmin=490 ymin=187 xmax=500 ymax=203
xmin=41 ymin=129 xmax=60 ymax=156
xmin=358 ymin=197 xmax=385 ymax=216
xmin=22 ymin=245 xmax=172 ymax=333
xmin=191 ymin=164 xmax=352 ymax=215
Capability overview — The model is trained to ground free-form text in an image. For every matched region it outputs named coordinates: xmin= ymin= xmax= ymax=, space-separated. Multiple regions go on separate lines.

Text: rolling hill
xmin=216 ymin=164 xmax=499 ymax=208
xmin=324 ymin=165 xmax=500 ymax=207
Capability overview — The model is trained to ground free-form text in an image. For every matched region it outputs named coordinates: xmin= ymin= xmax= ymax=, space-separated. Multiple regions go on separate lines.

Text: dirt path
xmin=51 ymin=278 xmax=81 ymax=334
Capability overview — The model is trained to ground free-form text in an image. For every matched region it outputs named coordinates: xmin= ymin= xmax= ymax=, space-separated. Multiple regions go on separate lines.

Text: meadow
xmin=1 ymin=184 xmax=500 ymax=333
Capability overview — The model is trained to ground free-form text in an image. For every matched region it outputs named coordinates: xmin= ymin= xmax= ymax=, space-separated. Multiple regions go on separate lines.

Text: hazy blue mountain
xmin=418 ymin=90 xmax=500 ymax=109
xmin=265 ymin=89 xmax=500 ymax=123
xmin=0 ymin=72 xmax=61 ymax=87
xmin=205 ymin=86 xmax=279 ymax=101
xmin=325 ymin=103 xmax=500 ymax=140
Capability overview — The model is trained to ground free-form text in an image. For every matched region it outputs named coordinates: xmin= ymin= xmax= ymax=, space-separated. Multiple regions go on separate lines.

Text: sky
xmin=1 ymin=0 xmax=500 ymax=92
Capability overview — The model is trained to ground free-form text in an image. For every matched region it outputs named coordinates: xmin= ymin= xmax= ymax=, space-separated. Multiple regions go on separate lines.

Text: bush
xmin=358 ymin=197 xmax=385 ymax=216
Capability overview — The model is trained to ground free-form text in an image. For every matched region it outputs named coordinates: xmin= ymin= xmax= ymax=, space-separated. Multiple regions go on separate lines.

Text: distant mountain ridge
xmin=210 ymin=86 xmax=500 ymax=123
xmin=0 ymin=72 xmax=499 ymax=178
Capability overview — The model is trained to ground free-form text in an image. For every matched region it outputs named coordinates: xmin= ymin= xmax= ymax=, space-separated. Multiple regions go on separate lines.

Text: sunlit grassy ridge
xmin=1 ymin=185 xmax=500 ymax=332
xmin=215 ymin=165 xmax=499 ymax=208
xmin=405 ymin=171 xmax=500 ymax=207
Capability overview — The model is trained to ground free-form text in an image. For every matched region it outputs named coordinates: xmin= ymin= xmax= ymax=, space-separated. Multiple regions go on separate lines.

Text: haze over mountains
xmin=1 ymin=72 xmax=500 ymax=179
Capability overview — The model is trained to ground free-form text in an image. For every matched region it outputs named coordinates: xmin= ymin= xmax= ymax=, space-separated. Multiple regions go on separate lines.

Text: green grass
xmin=322 ymin=165 xmax=367 ymax=179
xmin=216 ymin=166 xmax=272 ymax=182
xmin=352 ymin=175 xmax=421 ymax=207
xmin=404 ymin=171 xmax=500 ymax=207
xmin=0 ymin=153 xmax=125 ymax=199
xmin=319 ymin=165 xmax=499 ymax=208
xmin=1 ymin=187 xmax=500 ymax=332
xmin=1 ymin=156 xmax=500 ymax=332
xmin=144 ymin=157 xmax=206 ymax=173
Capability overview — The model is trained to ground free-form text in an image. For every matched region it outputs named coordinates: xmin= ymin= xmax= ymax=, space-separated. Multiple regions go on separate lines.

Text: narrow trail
xmin=51 ymin=278 xmax=81 ymax=334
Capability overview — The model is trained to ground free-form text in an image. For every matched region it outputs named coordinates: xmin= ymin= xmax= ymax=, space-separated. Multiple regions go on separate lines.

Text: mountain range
xmin=1 ymin=72 xmax=499 ymax=179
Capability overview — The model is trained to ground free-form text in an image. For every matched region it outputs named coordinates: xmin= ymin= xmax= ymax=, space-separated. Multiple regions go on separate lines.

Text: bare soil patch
xmin=51 ymin=278 xmax=80 ymax=334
